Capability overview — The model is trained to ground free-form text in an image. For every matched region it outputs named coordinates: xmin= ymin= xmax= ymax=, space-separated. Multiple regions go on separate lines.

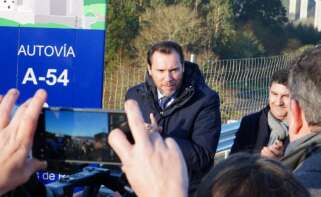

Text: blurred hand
xmin=0 ymin=89 xmax=47 ymax=195
xmin=108 ymin=100 xmax=188 ymax=197
xmin=261 ymin=140 xmax=284 ymax=159
xmin=144 ymin=113 xmax=162 ymax=133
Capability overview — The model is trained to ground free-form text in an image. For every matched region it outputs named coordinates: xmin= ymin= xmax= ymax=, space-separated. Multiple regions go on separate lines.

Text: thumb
xmin=30 ymin=159 xmax=47 ymax=173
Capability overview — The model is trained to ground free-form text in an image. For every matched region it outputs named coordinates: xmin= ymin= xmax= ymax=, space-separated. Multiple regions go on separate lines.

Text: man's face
xmin=269 ymin=82 xmax=290 ymax=121
xmin=148 ymin=51 xmax=184 ymax=96
xmin=94 ymin=141 xmax=103 ymax=149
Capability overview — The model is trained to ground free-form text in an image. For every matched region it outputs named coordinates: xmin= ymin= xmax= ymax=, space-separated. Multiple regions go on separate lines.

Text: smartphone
xmin=33 ymin=108 xmax=130 ymax=168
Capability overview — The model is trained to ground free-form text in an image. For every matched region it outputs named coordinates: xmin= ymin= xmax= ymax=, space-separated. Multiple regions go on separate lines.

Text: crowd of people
xmin=44 ymin=131 xmax=117 ymax=162
xmin=1 ymin=41 xmax=321 ymax=197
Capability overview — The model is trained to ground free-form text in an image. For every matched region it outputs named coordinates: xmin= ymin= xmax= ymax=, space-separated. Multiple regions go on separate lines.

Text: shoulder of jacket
xmin=196 ymin=85 xmax=219 ymax=100
xmin=296 ymin=150 xmax=321 ymax=173
xmin=126 ymin=83 xmax=146 ymax=98
xmin=128 ymin=83 xmax=145 ymax=92
xmin=242 ymin=109 xmax=265 ymax=123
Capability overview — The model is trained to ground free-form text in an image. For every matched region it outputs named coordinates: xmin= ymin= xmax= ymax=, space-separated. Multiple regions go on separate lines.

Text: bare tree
xmin=133 ymin=4 xmax=208 ymax=64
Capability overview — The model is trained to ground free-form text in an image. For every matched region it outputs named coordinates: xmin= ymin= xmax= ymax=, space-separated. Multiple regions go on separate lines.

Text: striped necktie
xmin=159 ymin=96 xmax=171 ymax=110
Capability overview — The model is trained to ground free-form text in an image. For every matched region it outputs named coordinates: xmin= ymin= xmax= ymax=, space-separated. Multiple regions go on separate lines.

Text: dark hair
xmin=147 ymin=41 xmax=184 ymax=67
xmin=195 ymin=153 xmax=310 ymax=197
xmin=288 ymin=45 xmax=321 ymax=127
xmin=94 ymin=132 xmax=107 ymax=142
xmin=270 ymin=68 xmax=289 ymax=86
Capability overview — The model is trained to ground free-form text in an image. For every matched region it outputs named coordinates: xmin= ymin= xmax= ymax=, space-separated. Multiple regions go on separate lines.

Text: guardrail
xmin=215 ymin=121 xmax=240 ymax=160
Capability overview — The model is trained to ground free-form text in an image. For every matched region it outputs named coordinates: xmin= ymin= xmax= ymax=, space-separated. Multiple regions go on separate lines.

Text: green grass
xmin=84 ymin=3 xmax=106 ymax=17
xmin=84 ymin=0 xmax=106 ymax=5
xmin=0 ymin=18 xmax=19 ymax=27
xmin=91 ymin=21 xmax=105 ymax=30
xmin=0 ymin=17 xmax=71 ymax=29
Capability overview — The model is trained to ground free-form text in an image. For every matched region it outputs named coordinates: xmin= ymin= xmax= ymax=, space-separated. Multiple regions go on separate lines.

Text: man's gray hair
xmin=288 ymin=45 xmax=321 ymax=127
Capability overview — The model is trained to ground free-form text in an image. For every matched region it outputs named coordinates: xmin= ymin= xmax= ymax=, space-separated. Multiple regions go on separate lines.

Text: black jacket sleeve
xmin=230 ymin=116 xmax=254 ymax=153
xmin=174 ymin=93 xmax=221 ymax=173
xmin=230 ymin=111 xmax=264 ymax=154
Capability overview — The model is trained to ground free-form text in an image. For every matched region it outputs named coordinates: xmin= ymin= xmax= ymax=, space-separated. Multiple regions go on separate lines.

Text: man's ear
xmin=147 ymin=65 xmax=152 ymax=75
xmin=290 ymin=99 xmax=303 ymax=135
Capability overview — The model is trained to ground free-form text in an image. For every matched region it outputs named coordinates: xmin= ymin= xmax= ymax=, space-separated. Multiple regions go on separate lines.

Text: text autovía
xmin=17 ymin=44 xmax=76 ymax=58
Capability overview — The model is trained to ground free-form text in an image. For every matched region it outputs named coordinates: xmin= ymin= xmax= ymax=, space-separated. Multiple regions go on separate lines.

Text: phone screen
xmin=33 ymin=108 xmax=126 ymax=166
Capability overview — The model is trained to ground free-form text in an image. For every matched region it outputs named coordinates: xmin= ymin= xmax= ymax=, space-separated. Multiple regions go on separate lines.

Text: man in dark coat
xmin=279 ymin=46 xmax=321 ymax=197
xmin=125 ymin=41 xmax=221 ymax=194
xmin=231 ymin=69 xmax=290 ymax=156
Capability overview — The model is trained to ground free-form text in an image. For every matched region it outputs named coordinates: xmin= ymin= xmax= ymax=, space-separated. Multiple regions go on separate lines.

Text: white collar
xmin=157 ymin=89 xmax=175 ymax=99
xmin=157 ymin=90 xmax=176 ymax=109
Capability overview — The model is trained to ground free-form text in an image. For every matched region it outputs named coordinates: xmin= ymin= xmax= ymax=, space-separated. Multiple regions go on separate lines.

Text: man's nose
xmin=164 ymin=71 xmax=173 ymax=81
xmin=275 ymin=97 xmax=284 ymax=106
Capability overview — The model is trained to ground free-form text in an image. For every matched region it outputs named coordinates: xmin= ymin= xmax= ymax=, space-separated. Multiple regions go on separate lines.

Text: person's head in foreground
xmin=287 ymin=45 xmax=321 ymax=142
xmin=282 ymin=44 xmax=321 ymax=197
xmin=195 ymin=153 xmax=310 ymax=197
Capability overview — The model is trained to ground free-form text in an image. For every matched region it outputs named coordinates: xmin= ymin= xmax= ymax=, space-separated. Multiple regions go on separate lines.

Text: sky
xmin=45 ymin=109 xmax=108 ymax=137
